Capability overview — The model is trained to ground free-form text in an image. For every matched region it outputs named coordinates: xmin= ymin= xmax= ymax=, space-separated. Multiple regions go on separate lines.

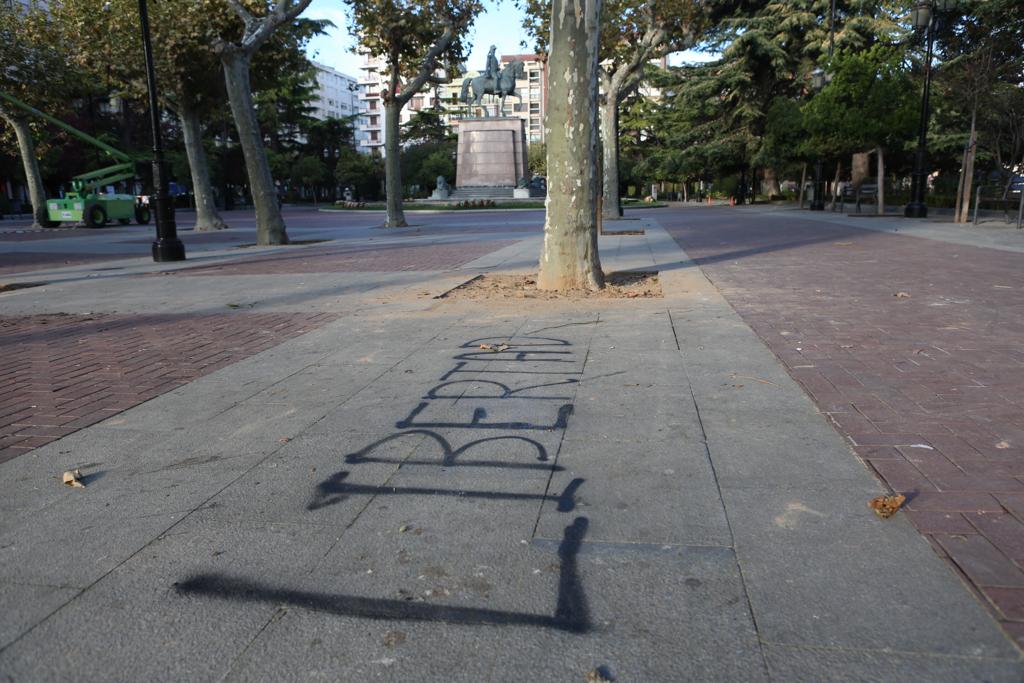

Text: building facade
xmin=309 ymin=60 xmax=360 ymax=123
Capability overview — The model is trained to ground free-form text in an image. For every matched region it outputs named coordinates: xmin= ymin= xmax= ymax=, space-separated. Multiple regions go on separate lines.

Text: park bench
xmin=839 ymin=182 xmax=878 ymax=214
xmin=973 ymin=176 xmax=1024 ymax=230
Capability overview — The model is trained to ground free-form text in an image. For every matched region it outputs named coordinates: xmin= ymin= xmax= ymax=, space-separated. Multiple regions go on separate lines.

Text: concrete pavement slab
xmin=1 ymin=207 xmax=1021 ymax=679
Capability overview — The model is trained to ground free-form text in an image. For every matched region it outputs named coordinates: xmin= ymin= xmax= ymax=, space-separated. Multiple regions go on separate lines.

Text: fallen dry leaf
xmin=868 ymin=494 xmax=906 ymax=519
xmin=585 ymin=670 xmax=611 ymax=683
xmin=995 ymin=441 xmax=1011 ymax=449
xmin=62 ymin=469 xmax=85 ymax=488
xmin=894 ymin=291 xmax=911 ymax=299
xmin=278 ymin=437 xmax=291 ymax=444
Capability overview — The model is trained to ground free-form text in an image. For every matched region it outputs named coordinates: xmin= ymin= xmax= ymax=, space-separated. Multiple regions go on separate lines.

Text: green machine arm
xmin=0 ymin=90 xmax=136 ymax=164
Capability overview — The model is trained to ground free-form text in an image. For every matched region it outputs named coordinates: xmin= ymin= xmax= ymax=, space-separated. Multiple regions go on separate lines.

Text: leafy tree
xmin=291 ymin=155 xmax=328 ymax=204
xmin=303 ymin=116 xmax=357 ymax=200
xmin=802 ymin=45 xmax=916 ymax=210
xmin=401 ymin=141 xmax=454 ymax=193
xmin=0 ymin=1 xmax=73 ymax=228
xmin=401 ymin=109 xmax=453 ymax=145
xmin=346 ymin=0 xmax=483 ymax=227
xmin=212 ymin=0 xmax=316 ymax=245
xmin=536 ymin=0 xmax=604 ymax=291
xmin=521 ymin=0 xmax=708 ymax=219
xmin=335 ymin=147 xmax=384 ymax=200
xmin=640 ymin=0 xmax=904 ymax=194
xmin=931 ymin=0 xmax=1024 ymax=221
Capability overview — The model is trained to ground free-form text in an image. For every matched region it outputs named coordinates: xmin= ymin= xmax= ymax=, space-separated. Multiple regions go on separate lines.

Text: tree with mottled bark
xmin=536 ymin=0 xmax=604 ymax=292
xmin=0 ymin=1 xmax=72 ymax=228
xmin=212 ymin=0 xmax=315 ymax=245
xmin=521 ymin=0 xmax=704 ymax=219
xmin=55 ymin=0 xmax=236 ymax=231
xmin=346 ymin=0 xmax=483 ymax=228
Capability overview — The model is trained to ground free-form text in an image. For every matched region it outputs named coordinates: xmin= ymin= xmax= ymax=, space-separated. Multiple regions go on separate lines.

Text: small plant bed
xmin=438 ymin=271 xmax=662 ymax=300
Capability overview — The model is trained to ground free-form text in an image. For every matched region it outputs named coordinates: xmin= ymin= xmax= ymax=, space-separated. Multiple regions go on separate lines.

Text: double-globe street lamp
xmin=808 ymin=0 xmax=836 ymax=212
xmin=904 ymin=0 xmax=958 ymax=218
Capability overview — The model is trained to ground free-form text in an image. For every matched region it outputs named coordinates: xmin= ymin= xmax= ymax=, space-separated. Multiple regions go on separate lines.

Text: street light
xmin=809 ymin=0 xmax=836 ymax=211
xmin=809 ymin=70 xmax=828 ymax=211
xmin=137 ymin=0 xmax=185 ymax=261
xmin=904 ymin=0 xmax=958 ymax=218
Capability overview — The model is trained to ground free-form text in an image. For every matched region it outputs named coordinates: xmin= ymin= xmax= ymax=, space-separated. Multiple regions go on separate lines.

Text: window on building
xmin=513 ymin=103 xmax=525 ymax=112
xmin=528 ymin=71 xmax=539 ymax=82
xmin=369 ymin=100 xmax=378 ymax=111
xmin=370 ymin=131 xmax=379 ymax=141
xmin=369 ymin=115 xmax=379 ymax=126
xmin=529 ymin=103 xmax=540 ymax=114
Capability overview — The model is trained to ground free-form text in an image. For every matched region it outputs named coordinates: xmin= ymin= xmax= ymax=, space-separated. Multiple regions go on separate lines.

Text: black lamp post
xmin=809 ymin=0 xmax=836 ymax=211
xmin=809 ymin=69 xmax=828 ymax=211
xmin=137 ymin=0 xmax=185 ymax=261
xmin=904 ymin=0 xmax=957 ymax=218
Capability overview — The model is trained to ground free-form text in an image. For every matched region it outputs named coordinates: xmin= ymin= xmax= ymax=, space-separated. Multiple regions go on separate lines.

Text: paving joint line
xmin=672 ymin=299 xmax=772 ymax=680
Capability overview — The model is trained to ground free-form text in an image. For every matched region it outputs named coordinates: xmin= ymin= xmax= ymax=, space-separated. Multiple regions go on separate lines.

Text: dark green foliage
xmin=400 ymin=141 xmax=456 ymax=196
xmin=335 ymin=148 xmax=384 ymax=200
xmin=801 ymin=46 xmax=917 ymax=158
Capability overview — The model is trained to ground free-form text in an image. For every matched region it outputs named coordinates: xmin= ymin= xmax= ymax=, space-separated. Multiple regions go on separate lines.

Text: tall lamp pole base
xmin=809 ymin=158 xmax=825 ymax=211
xmin=904 ymin=202 xmax=928 ymax=218
xmin=153 ymin=238 xmax=186 ymax=262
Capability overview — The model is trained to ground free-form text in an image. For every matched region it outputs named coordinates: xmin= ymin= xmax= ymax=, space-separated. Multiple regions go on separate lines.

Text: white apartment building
xmin=356 ymin=53 xmax=452 ymax=154
xmin=309 ymin=60 xmax=359 ymax=122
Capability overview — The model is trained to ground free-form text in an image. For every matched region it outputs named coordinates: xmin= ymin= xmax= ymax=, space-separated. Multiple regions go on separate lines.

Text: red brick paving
xmin=0 ymin=252 xmax=142 ymax=276
xmin=175 ymin=240 xmax=518 ymax=275
xmin=0 ymin=312 xmax=335 ymax=464
xmin=664 ymin=208 xmax=1024 ymax=646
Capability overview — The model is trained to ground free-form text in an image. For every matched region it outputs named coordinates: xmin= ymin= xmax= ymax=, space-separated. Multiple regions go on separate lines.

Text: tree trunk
xmin=957 ymin=111 xmax=978 ymax=224
xmin=383 ymin=100 xmax=407 ymax=227
xmin=537 ymin=0 xmax=604 ymax=292
xmin=798 ymin=163 xmax=807 ymax=208
xmin=1 ymin=109 xmax=51 ymax=228
xmin=178 ymin=102 xmax=227 ymax=231
xmin=221 ymin=51 xmax=288 ymax=245
xmin=600 ymin=90 xmax=622 ymax=220
xmin=763 ymin=167 xmax=780 ymax=198
xmin=828 ymin=160 xmax=841 ymax=210
xmin=876 ymin=147 xmax=885 ymax=215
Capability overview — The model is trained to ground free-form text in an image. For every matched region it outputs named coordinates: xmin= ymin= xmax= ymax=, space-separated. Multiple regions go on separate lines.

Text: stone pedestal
xmin=456 ymin=117 xmax=529 ymax=189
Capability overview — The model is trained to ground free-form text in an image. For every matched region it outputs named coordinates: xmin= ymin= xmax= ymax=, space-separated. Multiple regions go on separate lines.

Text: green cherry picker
xmin=0 ymin=91 xmax=152 ymax=228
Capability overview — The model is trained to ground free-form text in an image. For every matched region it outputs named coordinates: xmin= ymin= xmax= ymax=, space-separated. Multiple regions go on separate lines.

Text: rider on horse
xmin=485 ymin=46 xmax=500 ymax=87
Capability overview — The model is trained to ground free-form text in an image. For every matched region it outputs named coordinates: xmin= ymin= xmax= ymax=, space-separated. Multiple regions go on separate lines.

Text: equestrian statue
xmin=460 ymin=46 xmax=525 ymax=116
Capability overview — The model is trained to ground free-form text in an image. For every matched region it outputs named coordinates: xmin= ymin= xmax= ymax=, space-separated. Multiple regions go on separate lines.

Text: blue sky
xmin=301 ymin=0 xmax=716 ymax=77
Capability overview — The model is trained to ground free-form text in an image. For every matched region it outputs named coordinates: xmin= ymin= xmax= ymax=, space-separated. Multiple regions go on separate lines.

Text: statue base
xmin=455 ymin=118 xmax=529 ymax=189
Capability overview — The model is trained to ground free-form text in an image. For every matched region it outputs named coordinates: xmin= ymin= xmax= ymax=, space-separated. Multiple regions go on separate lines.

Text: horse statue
xmin=460 ymin=60 xmax=526 ymax=116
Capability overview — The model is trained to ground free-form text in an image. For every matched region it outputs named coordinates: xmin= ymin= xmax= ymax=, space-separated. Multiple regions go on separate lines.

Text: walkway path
xmin=663 ymin=204 xmax=1024 ymax=648
xmin=0 ymin=207 xmax=1020 ymax=680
